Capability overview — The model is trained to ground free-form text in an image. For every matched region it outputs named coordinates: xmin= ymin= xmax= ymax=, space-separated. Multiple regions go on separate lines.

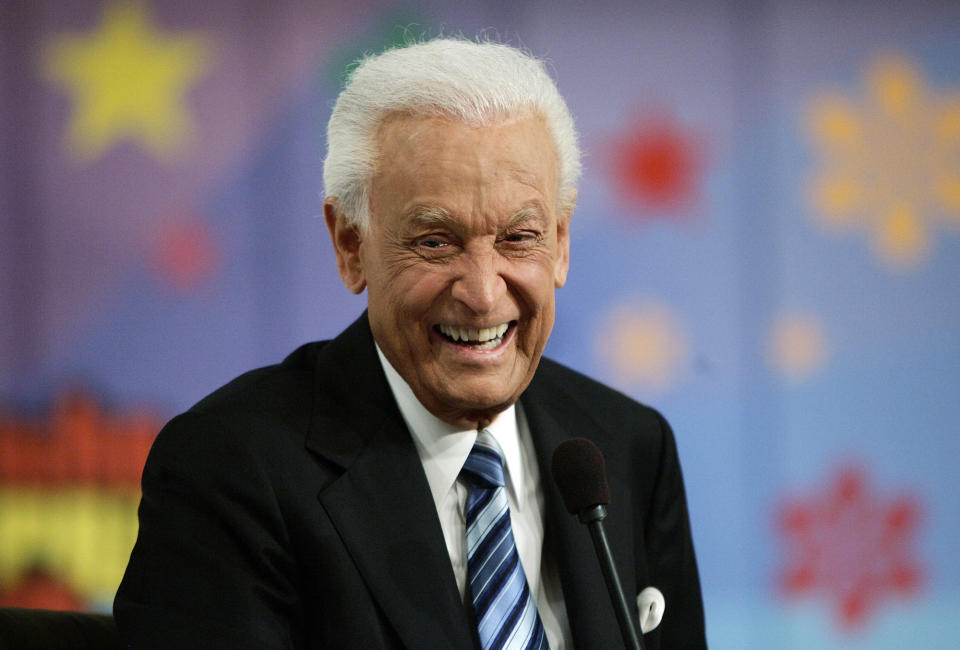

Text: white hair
xmin=323 ymin=38 xmax=581 ymax=230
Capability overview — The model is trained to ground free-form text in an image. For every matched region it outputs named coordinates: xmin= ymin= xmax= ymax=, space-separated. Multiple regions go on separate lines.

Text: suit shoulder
xmin=532 ymin=356 xmax=669 ymax=437
xmin=145 ymin=341 xmax=331 ymax=465
xmin=535 ymin=356 xmax=659 ymax=414
xmin=187 ymin=341 xmax=329 ymax=419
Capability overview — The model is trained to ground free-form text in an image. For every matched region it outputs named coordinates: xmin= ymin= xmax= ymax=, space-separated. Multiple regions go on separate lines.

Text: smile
xmin=435 ymin=322 xmax=513 ymax=350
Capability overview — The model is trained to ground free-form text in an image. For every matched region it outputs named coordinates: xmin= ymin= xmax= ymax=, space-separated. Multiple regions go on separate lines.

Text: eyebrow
xmin=402 ymin=202 xmax=546 ymax=229
xmin=507 ymin=204 xmax=545 ymax=225
xmin=405 ymin=205 xmax=455 ymax=228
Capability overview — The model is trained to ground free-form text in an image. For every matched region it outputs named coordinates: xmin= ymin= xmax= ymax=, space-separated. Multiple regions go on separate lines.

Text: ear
xmin=324 ymin=199 xmax=367 ymax=294
xmin=554 ymin=188 xmax=576 ymax=288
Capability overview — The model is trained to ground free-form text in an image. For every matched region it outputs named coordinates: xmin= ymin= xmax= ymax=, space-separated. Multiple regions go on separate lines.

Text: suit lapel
xmin=300 ymin=316 xmax=639 ymax=648
xmin=304 ymin=315 xmax=475 ymax=649
xmin=522 ymin=363 xmax=638 ymax=649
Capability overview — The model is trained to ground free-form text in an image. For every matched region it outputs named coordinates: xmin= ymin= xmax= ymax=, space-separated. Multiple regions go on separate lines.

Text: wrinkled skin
xmin=325 ymin=114 xmax=574 ymax=429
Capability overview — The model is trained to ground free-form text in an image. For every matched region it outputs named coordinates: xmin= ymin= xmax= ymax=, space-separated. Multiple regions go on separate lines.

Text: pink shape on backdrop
xmin=777 ymin=464 xmax=923 ymax=629
xmin=150 ymin=216 xmax=220 ymax=292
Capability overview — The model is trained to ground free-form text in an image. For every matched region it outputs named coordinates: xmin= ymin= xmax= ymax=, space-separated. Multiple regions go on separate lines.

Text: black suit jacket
xmin=114 ymin=314 xmax=705 ymax=648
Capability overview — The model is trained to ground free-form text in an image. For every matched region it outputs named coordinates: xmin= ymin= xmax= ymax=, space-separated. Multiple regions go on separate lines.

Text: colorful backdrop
xmin=2 ymin=1 xmax=958 ymax=647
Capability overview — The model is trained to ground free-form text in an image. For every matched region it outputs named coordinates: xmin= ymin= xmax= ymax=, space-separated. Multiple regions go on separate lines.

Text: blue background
xmin=2 ymin=1 xmax=958 ymax=647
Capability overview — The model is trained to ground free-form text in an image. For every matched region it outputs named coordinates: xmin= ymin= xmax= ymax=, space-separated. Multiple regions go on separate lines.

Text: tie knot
xmin=461 ymin=430 xmax=505 ymax=489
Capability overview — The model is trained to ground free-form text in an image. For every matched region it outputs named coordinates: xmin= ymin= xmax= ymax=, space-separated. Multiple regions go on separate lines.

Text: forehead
xmin=369 ymin=113 xmax=559 ymax=225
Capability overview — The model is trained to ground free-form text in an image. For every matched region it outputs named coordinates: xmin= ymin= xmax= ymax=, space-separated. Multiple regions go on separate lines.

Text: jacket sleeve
xmin=113 ymin=411 xmax=302 ymax=649
xmin=641 ymin=411 xmax=707 ymax=648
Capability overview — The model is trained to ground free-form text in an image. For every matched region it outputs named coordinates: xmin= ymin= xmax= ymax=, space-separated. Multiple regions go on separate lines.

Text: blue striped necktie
xmin=461 ymin=430 xmax=549 ymax=650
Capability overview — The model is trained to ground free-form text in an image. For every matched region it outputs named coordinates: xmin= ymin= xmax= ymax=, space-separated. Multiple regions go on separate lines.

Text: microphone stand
xmin=579 ymin=504 xmax=644 ymax=650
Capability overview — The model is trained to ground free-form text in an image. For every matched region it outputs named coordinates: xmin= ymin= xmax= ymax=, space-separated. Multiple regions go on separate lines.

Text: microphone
xmin=552 ymin=438 xmax=644 ymax=650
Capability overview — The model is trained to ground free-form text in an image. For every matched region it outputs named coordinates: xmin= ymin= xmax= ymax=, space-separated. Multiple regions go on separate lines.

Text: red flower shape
xmin=606 ymin=113 xmax=706 ymax=215
xmin=777 ymin=465 xmax=923 ymax=629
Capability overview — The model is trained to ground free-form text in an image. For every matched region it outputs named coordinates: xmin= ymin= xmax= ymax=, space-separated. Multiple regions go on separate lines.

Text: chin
xmin=448 ymin=379 xmax=527 ymax=414
xmin=444 ymin=390 xmax=512 ymax=414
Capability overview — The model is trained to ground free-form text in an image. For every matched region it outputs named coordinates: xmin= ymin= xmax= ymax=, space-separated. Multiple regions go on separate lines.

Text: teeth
xmin=438 ymin=322 xmax=510 ymax=344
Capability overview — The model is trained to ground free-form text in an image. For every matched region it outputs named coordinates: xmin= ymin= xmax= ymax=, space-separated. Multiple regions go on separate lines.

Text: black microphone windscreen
xmin=551 ymin=438 xmax=610 ymax=515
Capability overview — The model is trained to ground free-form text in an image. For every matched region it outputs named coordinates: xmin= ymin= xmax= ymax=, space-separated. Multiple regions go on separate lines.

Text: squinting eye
xmin=414 ymin=236 xmax=455 ymax=254
xmin=502 ymin=232 xmax=537 ymax=244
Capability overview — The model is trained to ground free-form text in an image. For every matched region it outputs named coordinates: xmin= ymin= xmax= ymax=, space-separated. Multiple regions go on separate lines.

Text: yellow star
xmin=44 ymin=1 xmax=212 ymax=163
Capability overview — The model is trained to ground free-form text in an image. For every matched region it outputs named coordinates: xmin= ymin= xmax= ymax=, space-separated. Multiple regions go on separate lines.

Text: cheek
xmin=509 ymin=259 xmax=560 ymax=309
xmin=384 ymin=269 xmax=450 ymax=318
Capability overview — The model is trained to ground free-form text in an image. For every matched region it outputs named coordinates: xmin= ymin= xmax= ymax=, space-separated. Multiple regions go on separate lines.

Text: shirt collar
xmin=375 ymin=344 xmax=526 ymax=511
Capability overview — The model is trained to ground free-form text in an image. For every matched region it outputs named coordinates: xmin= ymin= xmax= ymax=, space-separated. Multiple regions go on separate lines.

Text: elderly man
xmin=115 ymin=39 xmax=705 ymax=649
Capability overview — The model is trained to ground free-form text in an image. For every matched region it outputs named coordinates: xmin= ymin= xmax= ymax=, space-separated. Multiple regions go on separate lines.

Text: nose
xmin=450 ymin=248 xmax=506 ymax=314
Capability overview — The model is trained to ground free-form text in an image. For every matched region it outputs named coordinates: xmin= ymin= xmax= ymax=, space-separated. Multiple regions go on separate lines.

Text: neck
xmin=430 ymin=406 xmax=500 ymax=432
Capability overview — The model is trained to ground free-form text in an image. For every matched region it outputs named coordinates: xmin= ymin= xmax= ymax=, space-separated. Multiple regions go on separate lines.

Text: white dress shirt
xmin=376 ymin=346 xmax=572 ymax=649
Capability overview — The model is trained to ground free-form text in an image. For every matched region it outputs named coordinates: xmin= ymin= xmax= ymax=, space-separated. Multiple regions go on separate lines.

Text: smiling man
xmin=115 ymin=39 xmax=706 ymax=649
xmin=330 ymin=113 xmax=568 ymax=429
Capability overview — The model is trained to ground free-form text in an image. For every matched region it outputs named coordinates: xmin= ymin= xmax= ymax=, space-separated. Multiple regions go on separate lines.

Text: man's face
xmin=329 ymin=113 xmax=571 ymax=428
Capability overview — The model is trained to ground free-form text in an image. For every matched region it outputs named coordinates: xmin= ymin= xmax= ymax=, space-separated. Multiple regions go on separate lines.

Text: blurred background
xmin=2 ymin=0 xmax=958 ymax=647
